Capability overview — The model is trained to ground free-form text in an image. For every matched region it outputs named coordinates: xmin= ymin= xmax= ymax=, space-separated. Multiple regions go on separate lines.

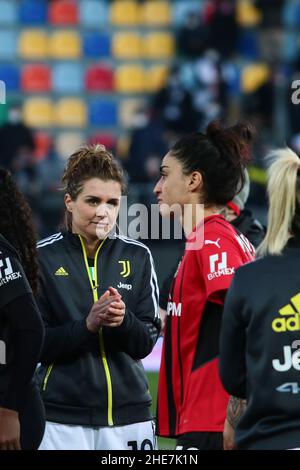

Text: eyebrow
xmin=85 ymin=196 xmax=119 ymax=202
xmin=160 ymin=165 xmax=169 ymax=172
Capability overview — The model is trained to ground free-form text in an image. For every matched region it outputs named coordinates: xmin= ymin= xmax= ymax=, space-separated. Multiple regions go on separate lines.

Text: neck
xmin=181 ymin=203 xmax=220 ymax=236
xmin=79 ymin=234 xmax=102 ymax=258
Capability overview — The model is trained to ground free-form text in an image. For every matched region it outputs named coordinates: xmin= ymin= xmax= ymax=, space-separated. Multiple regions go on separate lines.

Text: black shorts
xmin=176 ymin=432 xmax=223 ymax=450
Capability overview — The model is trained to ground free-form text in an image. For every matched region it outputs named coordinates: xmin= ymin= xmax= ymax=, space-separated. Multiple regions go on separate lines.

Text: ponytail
xmin=258 ymin=147 xmax=300 ymax=256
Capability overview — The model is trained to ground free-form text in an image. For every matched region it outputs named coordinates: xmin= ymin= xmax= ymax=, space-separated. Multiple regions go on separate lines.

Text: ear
xmin=64 ymin=193 xmax=73 ymax=212
xmin=188 ymin=171 xmax=202 ymax=193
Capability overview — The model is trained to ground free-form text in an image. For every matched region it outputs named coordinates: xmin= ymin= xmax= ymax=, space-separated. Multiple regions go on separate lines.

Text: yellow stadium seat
xmin=141 ymin=1 xmax=171 ymax=26
xmin=110 ymin=0 xmax=140 ymax=26
xmin=23 ymin=98 xmax=53 ymax=127
xmin=55 ymin=132 xmax=85 ymax=159
xmin=146 ymin=65 xmax=169 ymax=92
xmin=119 ymin=98 xmax=147 ymax=128
xmin=18 ymin=30 xmax=48 ymax=59
xmin=241 ymin=63 xmax=270 ymax=94
xmin=237 ymin=0 xmax=262 ymax=27
xmin=112 ymin=33 xmax=142 ymax=59
xmin=144 ymin=32 xmax=174 ymax=59
xmin=49 ymin=31 xmax=81 ymax=59
xmin=55 ymin=98 xmax=87 ymax=127
xmin=115 ymin=66 xmax=145 ymax=93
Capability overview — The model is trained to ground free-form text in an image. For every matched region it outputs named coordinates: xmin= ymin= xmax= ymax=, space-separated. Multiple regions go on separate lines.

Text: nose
xmin=153 ymin=178 xmax=162 ymax=196
xmin=95 ymin=203 xmax=108 ymax=217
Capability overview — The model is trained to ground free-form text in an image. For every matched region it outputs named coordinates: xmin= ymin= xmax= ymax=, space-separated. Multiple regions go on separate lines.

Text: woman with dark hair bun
xmin=154 ymin=121 xmax=255 ymax=450
xmin=0 ymin=168 xmax=45 ymax=450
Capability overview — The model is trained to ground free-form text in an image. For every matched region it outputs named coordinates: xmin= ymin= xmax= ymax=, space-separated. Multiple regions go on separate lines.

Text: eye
xmin=87 ymin=199 xmax=99 ymax=206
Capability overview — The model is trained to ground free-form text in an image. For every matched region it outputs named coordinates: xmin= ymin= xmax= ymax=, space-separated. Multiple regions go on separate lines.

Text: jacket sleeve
xmin=105 ymin=249 xmax=161 ymax=359
xmin=219 ymin=271 xmax=247 ymax=399
xmin=1 ymin=294 xmax=44 ymax=412
xmin=37 ymin=269 xmax=98 ymax=363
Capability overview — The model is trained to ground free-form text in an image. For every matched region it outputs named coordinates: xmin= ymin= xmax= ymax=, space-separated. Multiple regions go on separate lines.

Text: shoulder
xmin=114 ymin=234 xmax=154 ymax=259
xmin=37 ymin=232 xmax=64 ymax=253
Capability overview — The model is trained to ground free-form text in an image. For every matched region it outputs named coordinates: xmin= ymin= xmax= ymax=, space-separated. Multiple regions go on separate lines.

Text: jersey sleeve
xmin=0 ymin=245 xmax=32 ymax=310
xmin=198 ymin=233 xmax=246 ymax=304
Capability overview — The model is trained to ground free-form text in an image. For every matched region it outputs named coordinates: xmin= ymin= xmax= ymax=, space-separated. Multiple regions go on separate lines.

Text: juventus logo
xmin=118 ymin=260 xmax=131 ymax=278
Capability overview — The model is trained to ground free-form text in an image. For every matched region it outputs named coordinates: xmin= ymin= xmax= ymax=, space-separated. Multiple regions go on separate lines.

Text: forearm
xmin=226 ymin=396 xmax=247 ymax=429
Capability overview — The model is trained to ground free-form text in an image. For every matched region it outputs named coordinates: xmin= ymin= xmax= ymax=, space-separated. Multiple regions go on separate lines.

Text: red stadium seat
xmin=49 ymin=0 xmax=78 ymax=25
xmin=21 ymin=65 xmax=51 ymax=92
xmin=85 ymin=65 xmax=114 ymax=91
xmin=34 ymin=132 xmax=52 ymax=161
xmin=88 ymin=133 xmax=116 ymax=150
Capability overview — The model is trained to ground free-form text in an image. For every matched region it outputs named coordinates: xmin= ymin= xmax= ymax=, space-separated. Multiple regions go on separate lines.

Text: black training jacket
xmin=35 ymin=231 xmax=160 ymax=427
xmin=220 ymin=237 xmax=300 ymax=450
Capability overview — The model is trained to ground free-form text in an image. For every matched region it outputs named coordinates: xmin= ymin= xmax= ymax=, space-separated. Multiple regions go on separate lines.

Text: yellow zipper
xmin=43 ymin=364 xmax=54 ymax=391
xmin=79 ymin=235 xmax=114 ymax=426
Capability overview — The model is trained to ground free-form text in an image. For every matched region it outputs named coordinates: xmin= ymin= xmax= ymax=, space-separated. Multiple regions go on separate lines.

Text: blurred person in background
xmin=36 ymin=145 xmax=160 ymax=450
xmin=0 ymin=103 xmax=34 ymax=172
xmin=0 ymin=168 xmax=45 ymax=450
xmin=220 ymin=147 xmax=300 ymax=450
xmin=154 ymin=121 xmax=255 ymax=450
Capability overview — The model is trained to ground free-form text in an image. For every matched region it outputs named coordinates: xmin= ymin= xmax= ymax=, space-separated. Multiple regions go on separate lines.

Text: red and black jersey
xmin=157 ymin=215 xmax=254 ymax=437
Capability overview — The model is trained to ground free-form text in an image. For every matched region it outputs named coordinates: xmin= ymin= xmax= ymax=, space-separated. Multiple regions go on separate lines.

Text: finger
xmin=101 ymin=321 xmax=123 ymax=328
xmin=99 ymin=290 xmax=110 ymax=301
xmin=109 ymin=286 xmax=121 ymax=297
xmin=107 ymin=307 xmax=125 ymax=316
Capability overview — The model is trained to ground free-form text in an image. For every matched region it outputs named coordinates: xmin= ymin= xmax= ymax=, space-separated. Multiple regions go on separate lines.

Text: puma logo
xmin=205 ymin=238 xmax=221 ymax=249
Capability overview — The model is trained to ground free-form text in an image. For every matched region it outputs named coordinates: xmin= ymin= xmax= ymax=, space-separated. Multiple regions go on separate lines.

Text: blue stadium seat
xmin=0 ymin=30 xmax=17 ymax=59
xmin=237 ymin=30 xmax=260 ymax=60
xmin=52 ymin=63 xmax=83 ymax=93
xmin=79 ymin=0 xmax=108 ymax=28
xmin=83 ymin=32 xmax=110 ymax=58
xmin=19 ymin=0 xmax=48 ymax=24
xmin=0 ymin=1 xmax=17 ymax=25
xmin=0 ymin=65 xmax=20 ymax=91
xmin=172 ymin=0 xmax=203 ymax=26
xmin=89 ymin=100 xmax=118 ymax=126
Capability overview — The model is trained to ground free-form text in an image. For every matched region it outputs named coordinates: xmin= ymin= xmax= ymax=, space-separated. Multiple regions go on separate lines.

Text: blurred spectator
xmin=126 ymin=107 xmax=168 ymax=184
xmin=177 ymin=11 xmax=209 ymax=58
xmin=0 ymin=104 xmax=34 ymax=171
xmin=152 ymin=65 xmax=199 ymax=134
xmin=203 ymin=0 xmax=238 ymax=58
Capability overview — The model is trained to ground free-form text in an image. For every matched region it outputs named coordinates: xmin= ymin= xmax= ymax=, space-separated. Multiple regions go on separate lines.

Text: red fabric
xmin=157 ymin=215 xmax=254 ymax=436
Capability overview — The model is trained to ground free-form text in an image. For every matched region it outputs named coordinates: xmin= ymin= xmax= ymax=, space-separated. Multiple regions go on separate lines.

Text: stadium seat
xmin=83 ymin=32 xmax=111 ymax=58
xmin=21 ymin=65 xmax=51 ymax=92
xmin=141 ymin=1 xmax=171 ymax=26
xmin=34 ymin=132 xmax=52 ymax=161
xmin=0 ymin=30 xmax=17 ymax=59
xmin=19 ymin=30 xmax=48 ymax=59
xmin=236 ymin=0 xmax=262 ymax=27
xmin=88 ymin=133 xmax=116 ymax=150
xmin=172 ymin=1 xmax=203 ymax=26
xmin=143 ymin=33 xmax=175 ymax=59
xmin=85 ymin=65 xmax=114 ymax=91
xmin=79 ymin=0 xmax=108 ymax=28
xmin=118 ymin=98 xmax=147 ymax=129
xmin=49 ymin=31 xmax=81 ymax=59
xmin=0 ymin=1 xmax=17 ymax=25
xmin=115 ymin=66 xmax=145 ymax=93
xmin=110 ymin=1 xmax=140 ymax=26
xmin=88 ymin=100 xmax=118 ymax=126
xmin=238 ymin=30 xmax=260 ymax=59
xmin=146 ymin=65 xmax=169 ymax=92
xmin=49 ymin=0 xmax=78 ymax=25
xmin=55 ymin=132 xmax=85 ymax=160
xmin=241 ymin=63 xmax=270 ymax=94
xmin=112 ymin=33 xmax=142 ymax=60
xmin=19 ymin=0 xmax=47 ymax=24
xmin=55 ymin=98 xmax=87 ymax=127
xmin=0 ymin=65 xmax=20 ymax=91
xmin=52 ymin=63 xmax=83 ymax=93
xmin=23 ymin=98 xmax=53 ymax=127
